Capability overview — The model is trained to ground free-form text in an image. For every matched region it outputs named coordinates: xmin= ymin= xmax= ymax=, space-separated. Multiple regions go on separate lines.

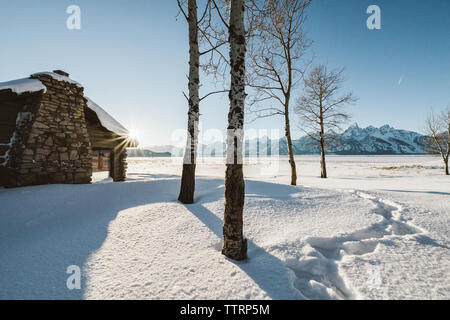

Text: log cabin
xmin=0 ymin=70 xmax=137 ymax=188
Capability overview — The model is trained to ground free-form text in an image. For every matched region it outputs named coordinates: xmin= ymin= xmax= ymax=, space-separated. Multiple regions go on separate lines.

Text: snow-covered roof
xmin=0 ymin=78 xmax=47 ymax=95
xmin=85 ymin=97 xmax=129 ymax=136
xmin=31 ymin=72 xmax=83 ymax=88
xmin=0 ymin=73 xmax=130 ymax=138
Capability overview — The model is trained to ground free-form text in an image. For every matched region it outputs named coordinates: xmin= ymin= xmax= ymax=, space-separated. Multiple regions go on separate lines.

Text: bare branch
xmin=199 ymin=89 xmax=229 ymax=101
xmin=211 ymin=0 xmax=230 ymax=29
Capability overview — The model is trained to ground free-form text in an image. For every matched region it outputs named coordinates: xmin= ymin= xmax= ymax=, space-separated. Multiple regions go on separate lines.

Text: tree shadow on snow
xmin=184 ymin=179 xmax=304 ymax=300
xmin=0 ymin=174 xmax=181 ymax=299
xmin=0 ymin=175 xmax=303 ymax=299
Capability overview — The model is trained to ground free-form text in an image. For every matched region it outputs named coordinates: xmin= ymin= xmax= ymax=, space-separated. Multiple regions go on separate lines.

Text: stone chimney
xmin=20 ymin=69 xmax=92 ymax=186
xmin=53 ymin=70 xmax=70 ymax=77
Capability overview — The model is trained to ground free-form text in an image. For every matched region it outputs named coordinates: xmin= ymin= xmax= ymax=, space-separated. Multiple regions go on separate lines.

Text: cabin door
xmin=92 ymin=149 xmax=111 ymax=173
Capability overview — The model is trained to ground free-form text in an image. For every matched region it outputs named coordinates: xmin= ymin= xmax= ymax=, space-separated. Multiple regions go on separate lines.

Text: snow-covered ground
xmin=0 ymin=155 xmax=448 ymax=299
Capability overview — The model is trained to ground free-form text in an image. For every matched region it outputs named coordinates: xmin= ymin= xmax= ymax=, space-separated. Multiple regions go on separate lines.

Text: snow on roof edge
xmin=0 ymin=78 xmax=47 ymax=95
xmin=85 ymin=97 xmax=129 ymax=136
xmin=32 ymin=72 xmax=83 ymax=88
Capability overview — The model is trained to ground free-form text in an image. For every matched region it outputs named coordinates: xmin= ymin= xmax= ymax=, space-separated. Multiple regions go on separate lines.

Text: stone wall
xmin=0 ymin=90 xmax=43 ymax=186
xmin=113 ymin=150 xmax=128 ymax=182
xmin=7 ymin=74 xmax=93 ymax=187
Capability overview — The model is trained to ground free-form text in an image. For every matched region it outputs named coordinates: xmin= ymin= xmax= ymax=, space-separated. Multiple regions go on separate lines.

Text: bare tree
xmin=222 ymin=0 xmax=247 ymax=261
xmin=177 ymin=0 xmax=201 ymax=204
xmin=177 ymin=0 xmax=229 ymax=203
xmin=296 ymin=65 xmax=356 ymax=178
xmin=425 ymin=107 xmax=449 ymax=175
xmin=246 ymin=0 xmax=313 ymax=186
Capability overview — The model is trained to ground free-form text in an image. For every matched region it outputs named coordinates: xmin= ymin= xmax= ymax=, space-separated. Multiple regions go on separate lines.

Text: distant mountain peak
xmin=348 ymin=122 xmax=359 ymax=129
xmin=380 ymin=124 xmax=393 ymax=131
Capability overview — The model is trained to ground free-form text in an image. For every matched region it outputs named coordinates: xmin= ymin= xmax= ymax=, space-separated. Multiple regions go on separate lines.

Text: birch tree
xmin=222 ymin=0 xmax=247 ymax=261
xmin=177 ymin=0 xmax=201 ymax=204
xmin=296 ymin=65 xmax=356 ymax=178
xmin=425 ymin=107 xmax=450 ymax=175
xmin=247 ymin=0 xmax=312 ymax=185
xmin=177 ymin=0 xmax=228 ymax=203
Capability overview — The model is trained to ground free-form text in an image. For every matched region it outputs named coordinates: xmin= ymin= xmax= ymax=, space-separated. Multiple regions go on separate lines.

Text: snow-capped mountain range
xmin=144 ymin=124 xmax=428 ymax=156
xmin=287 ymin=123 xmax=427 ymax=155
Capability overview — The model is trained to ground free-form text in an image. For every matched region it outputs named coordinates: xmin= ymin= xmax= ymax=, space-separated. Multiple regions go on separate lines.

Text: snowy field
xmin=0 ymin=155 xmax=448 ymax=299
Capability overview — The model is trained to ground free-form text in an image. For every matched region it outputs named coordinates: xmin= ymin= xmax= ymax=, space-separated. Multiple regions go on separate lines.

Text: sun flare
xmin=128 ymin=129 xmax=140 ymax=141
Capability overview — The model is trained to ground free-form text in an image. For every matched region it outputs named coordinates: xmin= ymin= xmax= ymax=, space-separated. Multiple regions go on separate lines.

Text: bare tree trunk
xmin=222 ymin=0 xmax=247 ymax=261
xmin=446 ymin=123 xmax=449 ymax=175
xmin=320 ymin=139 xmax=327 ymax=178
xmin=178 ymin=0 xmax=200 ymax=204
xmin=319 ymin=104 xmax=327 ymax=178
xmin=284 ymin=104 xmax=297 ymax=185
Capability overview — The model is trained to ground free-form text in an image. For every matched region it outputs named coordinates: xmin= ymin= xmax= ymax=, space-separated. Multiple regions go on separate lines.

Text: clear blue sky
xmin=0 ymin=0 xmax=449 ymax=146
